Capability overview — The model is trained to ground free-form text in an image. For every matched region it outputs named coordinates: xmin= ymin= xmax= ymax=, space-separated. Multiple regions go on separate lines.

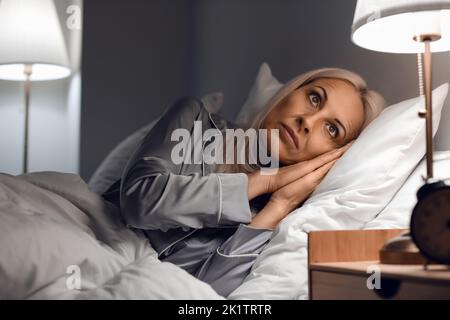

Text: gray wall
xmin=81 ymin=0 xmax=193 ymax=180
xmin=81 ymin=0 xmax=450 ymax=181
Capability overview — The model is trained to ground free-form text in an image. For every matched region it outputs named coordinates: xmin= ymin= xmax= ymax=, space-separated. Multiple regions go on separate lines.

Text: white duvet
xmin=0 ymin=172 xmax=224 ymax=300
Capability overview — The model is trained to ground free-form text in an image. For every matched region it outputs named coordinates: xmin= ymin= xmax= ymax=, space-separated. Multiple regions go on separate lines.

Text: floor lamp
xmin=0 ymin=0 xmax=71 ymax=173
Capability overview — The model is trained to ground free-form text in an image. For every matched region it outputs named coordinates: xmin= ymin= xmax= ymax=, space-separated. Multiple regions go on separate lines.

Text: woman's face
xmin=262 ymin=78 xmax=365 ymax=166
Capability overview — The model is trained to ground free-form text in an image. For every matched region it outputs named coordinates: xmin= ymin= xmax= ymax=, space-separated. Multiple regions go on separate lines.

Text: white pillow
xmin=88 ymin=120 xmax=159 ymax=194
xmin=229 ymin=83 xmax=449 ymax=300
xmin=309 ymin=83 xmax=448 ymax=208
xmin=88 ymin=92 xmax=224 ymax=194
xmin=235 ymin=62 xmax=283 ymax=126
xmin=365 ymin=150 xmax=450 ymax=229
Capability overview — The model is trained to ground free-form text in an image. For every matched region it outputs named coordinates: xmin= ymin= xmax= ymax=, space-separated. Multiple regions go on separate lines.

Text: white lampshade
xmin=352 ymin=0 xmax=450 ymax=53
xmin=0 ymin=0 xmax=71 ymax=81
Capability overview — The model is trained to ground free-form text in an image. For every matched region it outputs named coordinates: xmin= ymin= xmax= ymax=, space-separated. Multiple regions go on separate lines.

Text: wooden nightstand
xmin=308 ymin=229 xmax=450 ymax=300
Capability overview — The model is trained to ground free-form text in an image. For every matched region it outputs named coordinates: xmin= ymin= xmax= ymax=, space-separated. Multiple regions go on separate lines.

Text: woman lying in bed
xmin=103 ymin=68 xmax=385 ymax=297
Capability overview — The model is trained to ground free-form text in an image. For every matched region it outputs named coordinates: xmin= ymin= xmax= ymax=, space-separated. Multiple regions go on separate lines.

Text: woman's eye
xmin=308 ymin=92 xmax=321 ymax=108
xmin=326 ymin=123 xmax=339 ymax=138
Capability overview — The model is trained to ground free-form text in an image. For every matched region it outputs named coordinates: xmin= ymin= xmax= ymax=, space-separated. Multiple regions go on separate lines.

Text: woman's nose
xmin=296 ymin=116 xmax=311 ymax=134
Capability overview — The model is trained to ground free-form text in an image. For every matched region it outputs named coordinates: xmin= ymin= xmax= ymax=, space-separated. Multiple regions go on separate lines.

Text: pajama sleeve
xmin=195 ymin=223 xmax=273 ymax=297
xmin=118 ymin=97 xmax=253 ymax=231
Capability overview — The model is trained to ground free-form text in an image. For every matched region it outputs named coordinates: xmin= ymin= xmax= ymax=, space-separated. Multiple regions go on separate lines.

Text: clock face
xmin=411 ymin=186 xmax=450 ymax=264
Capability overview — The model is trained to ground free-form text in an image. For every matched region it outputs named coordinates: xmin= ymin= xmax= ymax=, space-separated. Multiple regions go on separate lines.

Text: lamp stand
xmin=23 ymin=64 xmax=32 ymax=174
xmin=379 ymin=34 xmax=442 ymax=266
xmin=416 ymin=34 xmax=442 ymax=182
xmin=423 ymin=41 xmax=434 ymax=180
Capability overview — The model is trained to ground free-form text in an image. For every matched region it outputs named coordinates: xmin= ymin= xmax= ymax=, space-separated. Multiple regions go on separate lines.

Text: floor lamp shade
xmin=0 ymin=0 xmax=71 ymax=80
xmin=352 ymin=0 xmax=450 ymax=54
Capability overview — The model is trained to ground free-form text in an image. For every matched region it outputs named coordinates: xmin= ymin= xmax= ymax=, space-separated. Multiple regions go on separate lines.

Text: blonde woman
xmin=103 ymin=68 xmax=385 ymax=297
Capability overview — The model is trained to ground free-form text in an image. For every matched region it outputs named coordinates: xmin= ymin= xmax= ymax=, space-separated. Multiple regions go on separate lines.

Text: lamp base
xmin=379 ymin=231 xmax=426 ymax=265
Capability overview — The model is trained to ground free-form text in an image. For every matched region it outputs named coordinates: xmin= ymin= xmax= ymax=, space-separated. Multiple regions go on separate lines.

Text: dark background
xmin=80 ymin=0 xmax=450 ymax=181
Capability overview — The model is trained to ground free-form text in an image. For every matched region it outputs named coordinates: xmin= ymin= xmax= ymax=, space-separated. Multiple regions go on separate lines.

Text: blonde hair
xmin=216 ymin=67 xmax=386 ymax=174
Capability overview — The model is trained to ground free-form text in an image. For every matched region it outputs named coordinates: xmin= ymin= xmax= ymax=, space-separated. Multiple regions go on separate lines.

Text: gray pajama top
xmin=103 ymin=97 xmax=273 ymax=297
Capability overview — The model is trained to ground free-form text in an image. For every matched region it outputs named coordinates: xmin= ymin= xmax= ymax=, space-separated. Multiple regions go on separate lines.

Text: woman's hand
xmin=247 ymin=141 xmax=353 ymax=200
xmin=248 ymin=141 xmax=354 ymax=230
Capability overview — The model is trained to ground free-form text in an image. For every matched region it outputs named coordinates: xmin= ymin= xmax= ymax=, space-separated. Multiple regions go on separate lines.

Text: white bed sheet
xmin=365 ymin=150 xmax=450 ymax=229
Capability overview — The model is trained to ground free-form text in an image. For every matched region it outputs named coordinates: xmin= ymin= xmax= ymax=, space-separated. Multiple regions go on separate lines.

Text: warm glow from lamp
xmin=0 ymin=64 xmax=71 ymax=81
xmin=352 ymin=1 xmax=450 ymax=53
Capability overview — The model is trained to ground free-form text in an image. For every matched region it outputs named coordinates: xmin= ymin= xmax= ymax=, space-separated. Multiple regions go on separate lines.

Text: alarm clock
xmin=410 ymin=179 xmax=450 ymax=265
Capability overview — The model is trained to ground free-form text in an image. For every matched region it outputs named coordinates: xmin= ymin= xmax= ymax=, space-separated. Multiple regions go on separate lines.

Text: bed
xmin=1 ymin=63 xmax=449 ymax=299
xmin=1 ymin=149 xmax=450 ymax=299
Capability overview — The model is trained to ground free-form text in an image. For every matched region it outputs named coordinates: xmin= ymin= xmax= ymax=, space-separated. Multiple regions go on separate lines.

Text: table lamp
xmin=352 ymin=0 xmax=450 ymax=266
xmin=0 ymin=0 xmax=71 ymax=173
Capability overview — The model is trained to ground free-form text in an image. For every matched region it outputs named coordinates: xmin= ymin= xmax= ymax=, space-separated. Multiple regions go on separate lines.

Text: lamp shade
xmin=352 ymin=0 xmax=450 ymax=53
xmin=0 ymin=0 xmax=71 ymax=81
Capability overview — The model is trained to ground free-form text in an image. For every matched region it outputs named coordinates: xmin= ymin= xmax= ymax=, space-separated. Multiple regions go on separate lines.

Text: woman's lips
xmin=280 ymin=123 xmax=299 ymax=149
